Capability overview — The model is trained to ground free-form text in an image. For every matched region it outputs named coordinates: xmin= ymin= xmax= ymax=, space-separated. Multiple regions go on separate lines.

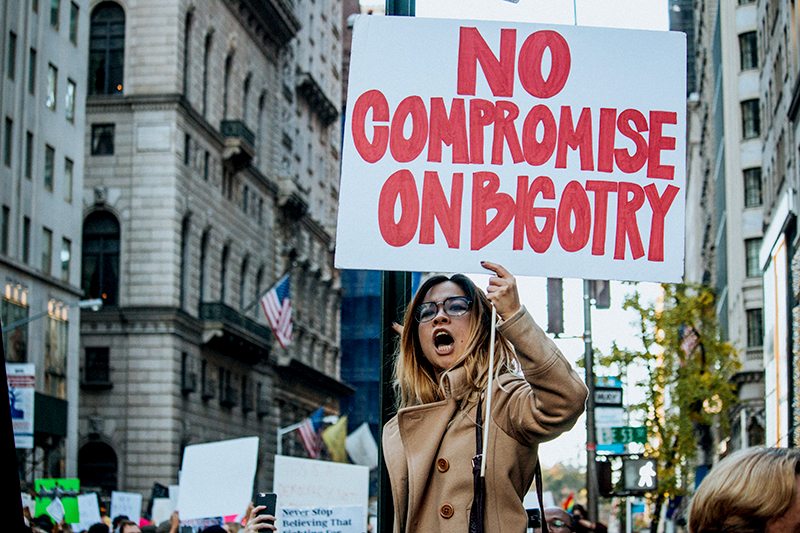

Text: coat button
xmin=436 ymin=458 xmax=450 ymax=472
xmin=440 ymin=503 xmax=454 ymax=519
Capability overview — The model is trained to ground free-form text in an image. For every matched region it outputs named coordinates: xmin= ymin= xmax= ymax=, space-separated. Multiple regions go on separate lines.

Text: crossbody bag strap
xmin=468 ymin=396 xmax=485 ymax=533
xmin=536 ymin=460 xmax=549 ymax=533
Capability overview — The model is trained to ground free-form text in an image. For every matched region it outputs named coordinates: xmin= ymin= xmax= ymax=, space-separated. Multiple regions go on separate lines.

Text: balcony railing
xmin=220 ymin=120 xmax=256 ymax=170
xmin=199 ymin=302 xmax=272 ymax=362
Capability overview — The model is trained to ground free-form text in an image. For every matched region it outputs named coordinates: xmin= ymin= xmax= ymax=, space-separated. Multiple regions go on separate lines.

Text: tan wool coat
xmin=382 ymin=307 xmax=588 ymax=532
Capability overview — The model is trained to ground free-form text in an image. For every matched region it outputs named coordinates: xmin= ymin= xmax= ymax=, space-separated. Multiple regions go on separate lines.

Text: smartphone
xmin=254 ymin=492 xmax=277 ymax=525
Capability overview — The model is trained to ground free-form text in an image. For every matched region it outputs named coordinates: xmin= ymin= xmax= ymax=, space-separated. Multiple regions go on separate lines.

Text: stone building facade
xmin=755 ymin=0 xmax=800 ymax=448
xmin=77 ymin=0 xmax=347 ymax=496
xmin=684 ymin=0 xmax=766 ymax=453
xmin=0 ymin=0 xmax=89 ymax=481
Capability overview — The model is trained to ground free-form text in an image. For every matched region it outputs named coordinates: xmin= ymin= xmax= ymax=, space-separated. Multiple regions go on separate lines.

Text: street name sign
xmin=594 ymin=386 xmax=623 ymax=407
xmin=611 ymin=426 xmax=647 ymax=444
xmin=337 ymin=16 xmax=686 ymax=282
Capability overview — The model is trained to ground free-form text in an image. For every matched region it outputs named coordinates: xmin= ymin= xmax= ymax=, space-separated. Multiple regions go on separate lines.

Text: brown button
xmin=440 ymin=503 xmax=454 ymax=519
xmin=436 ymin=458 xmax=450 ymax=472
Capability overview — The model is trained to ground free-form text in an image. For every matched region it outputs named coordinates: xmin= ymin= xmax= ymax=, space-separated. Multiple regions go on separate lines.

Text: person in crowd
xmin=688 ymin=446 xmax=800 ymax=533
xmin=571 ymin=503 xmax=608 ymax=533
xmin=542 ymin=507 xmax=576 ymax=533
xmin=382 ymin=261 xmax=588 ymax=532
xmin=115 ymin=520 xmax=141 ymax=533
xmin=87 ymin=524 xmax=110 ymax=533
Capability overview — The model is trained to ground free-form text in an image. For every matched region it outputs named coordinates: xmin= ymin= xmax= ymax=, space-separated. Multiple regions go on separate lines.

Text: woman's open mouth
xmin=433 ymin=330 xmax=455 ymax=355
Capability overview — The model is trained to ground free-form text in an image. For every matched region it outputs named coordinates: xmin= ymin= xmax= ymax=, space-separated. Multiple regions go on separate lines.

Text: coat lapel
xmin=398 ymin=397 xmax=458 ymax=529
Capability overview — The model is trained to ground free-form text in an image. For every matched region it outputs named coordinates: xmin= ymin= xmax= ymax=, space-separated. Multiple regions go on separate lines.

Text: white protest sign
xmin=345 ymin=423 xmax=378 ymax=470
xmin=46 ymin=497 xmax=66 ymax=524
xmin=336 ymin=16 xmax=686 ymax=282
xmin=274 ymin=455 xmax=369 ymax=511
xmin=177 ymin=437 xmax=259 ymax=520
xmin=280 ymin=506 xmax=365 ymax=533
xmin=151 ymin=498 xmax=173 ymax=525
xmin=169 ymin=485 xmax=179 ymax=511
xmin=74 ymin=493 xmax=102 ymax=530
xmin=21 ymin=492 xmax=35 ymax=518
xmin=111 ymin=491 xmax=142 ymax=523
xmin=7 ymin=363 xmax=35 ymax=448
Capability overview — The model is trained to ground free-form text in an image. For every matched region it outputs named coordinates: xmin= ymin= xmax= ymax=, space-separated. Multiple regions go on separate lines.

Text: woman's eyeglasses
xmin=415 ymin=296 xmax=472 ymax=322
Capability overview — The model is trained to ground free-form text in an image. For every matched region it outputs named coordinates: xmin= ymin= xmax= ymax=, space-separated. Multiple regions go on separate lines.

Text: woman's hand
xmin=481 ymin=261 xmax=521 ymax=321
xmin=245 ymin=505 xmax=278 ymax=532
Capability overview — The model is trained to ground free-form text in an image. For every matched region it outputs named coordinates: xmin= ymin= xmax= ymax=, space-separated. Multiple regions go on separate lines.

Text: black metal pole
xmin=377 ymin=5 xmax=413 ymax=533
xmin=583 ymin=280 xmax=598 ymax=521
xmin=0 ymin=329 xmax=26 ymax=530
xmin=379 ymin=271 xmax=413 ymax=533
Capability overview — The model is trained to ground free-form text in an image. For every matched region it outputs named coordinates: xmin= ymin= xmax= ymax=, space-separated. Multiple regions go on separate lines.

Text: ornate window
xmin=81 ymin=210 xmax=120 ymax=305
xmin=88 ymin=2 xmax=125 ymax=95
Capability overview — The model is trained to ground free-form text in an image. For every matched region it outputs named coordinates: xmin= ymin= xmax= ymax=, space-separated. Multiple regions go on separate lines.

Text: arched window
xmin=220 ymin=244 xmax=229 ymax=303
xmin=254 ymin=265 xmax=263 ymax=319
xmin=242 ymin=72 xmax=252 ymax=122
xmin=88 ymin=2 xmax=125 ymax=95
xmin=81 ymin=211 xmax=120 ymax=305
xmin=182 ymin=10 xmax=193 ymax=98
xmin=222 ymin=53 xmax=233 ymax=119
xmin=199 ymin=229 xmax=209 ymax=303
xmin=257 ymin=92 xmax=266 ymax=166
xmin=239 ymin=255 xmax=249 ymax=310
xmin=79 ymin=441 xmax=118 ymax=492
xmin=179 ymin=216 xmax=191 ymax=309
xmin=202 ymin=32 xmax=213 ymax=116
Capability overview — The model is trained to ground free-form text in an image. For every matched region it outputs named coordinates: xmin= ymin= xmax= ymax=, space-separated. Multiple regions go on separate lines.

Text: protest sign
xmin=7 ymin=363 xmax=35 ymax=448
xmin=151 ymin=498 xmax=173 ymax=525
xmin=111 ymin=491 xmax=142 ymax=523
xmin=274 ymin=455 xmax=369 ymax=508
xmin=280 ymin=506 xmax=365 ymax=533
xmin=74 ymin=493 xmax=102 ymax=531
xmin=34 ymin=478 xmax=80 ymax=523
xmin=337 ymin=16 xmax=686 ymax=282
xmin=177 ymin=436 xmax=258 ymax=520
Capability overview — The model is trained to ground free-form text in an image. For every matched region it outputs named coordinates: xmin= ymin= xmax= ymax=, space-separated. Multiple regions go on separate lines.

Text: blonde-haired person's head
xmin=688 ymin=446 xmax=800 ymax=533
xmin=393 ymin=273 xmax=516 ymax=408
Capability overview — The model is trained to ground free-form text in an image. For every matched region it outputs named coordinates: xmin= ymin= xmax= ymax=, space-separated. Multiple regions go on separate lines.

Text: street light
xmin=1 ymin=298 xmax=104 ymax=334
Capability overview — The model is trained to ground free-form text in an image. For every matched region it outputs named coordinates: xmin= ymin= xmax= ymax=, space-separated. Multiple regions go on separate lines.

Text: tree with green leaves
xmin=597 ymin=283 xmax=739 ymax=532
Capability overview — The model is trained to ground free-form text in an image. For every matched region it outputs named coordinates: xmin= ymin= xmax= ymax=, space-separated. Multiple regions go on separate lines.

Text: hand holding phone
xmin=253 ymin=492 xmax=277 ymax=528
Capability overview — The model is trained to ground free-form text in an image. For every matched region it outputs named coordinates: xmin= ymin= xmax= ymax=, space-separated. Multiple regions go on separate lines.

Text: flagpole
xmin=276 ymin=421 xmax=305 ymax=456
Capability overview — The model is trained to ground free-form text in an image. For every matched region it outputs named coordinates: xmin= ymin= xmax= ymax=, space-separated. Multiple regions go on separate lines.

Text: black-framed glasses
xmin=547 ymin=519 xmax=571 ymax=530
xmin=415 ymin=296 xmax=472 ymax=323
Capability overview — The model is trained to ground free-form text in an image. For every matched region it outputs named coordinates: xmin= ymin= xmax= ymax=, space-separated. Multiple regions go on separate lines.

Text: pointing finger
xmin=481 ymin=260 xmax=511 ymax=278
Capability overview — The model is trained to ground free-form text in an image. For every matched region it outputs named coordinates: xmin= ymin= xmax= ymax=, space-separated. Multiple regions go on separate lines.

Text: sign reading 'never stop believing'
xmin=336 ymin=16 xmax=686 ymax=282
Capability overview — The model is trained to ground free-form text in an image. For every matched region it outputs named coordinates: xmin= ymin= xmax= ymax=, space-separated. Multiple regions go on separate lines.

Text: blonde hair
xmin=393 ymin=274 xmax=517 ymax=409
xmin=688 ymin=446 xmax=800 ymax=533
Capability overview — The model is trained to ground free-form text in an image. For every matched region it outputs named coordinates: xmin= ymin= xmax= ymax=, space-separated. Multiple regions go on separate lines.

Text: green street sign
xmin=611 ymin=426 xmax=647 ymax=444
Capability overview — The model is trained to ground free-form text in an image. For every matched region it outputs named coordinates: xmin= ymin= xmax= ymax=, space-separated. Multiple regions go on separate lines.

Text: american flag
xmin=260 ymin=273 xmax=293 ymax=348
xmin=298 ymin=407 xmax=324 ymax=459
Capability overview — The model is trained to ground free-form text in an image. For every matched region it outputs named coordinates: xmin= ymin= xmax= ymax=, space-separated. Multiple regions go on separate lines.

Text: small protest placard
xmin=177 ymin=437 xmax=259 ymax=520
xmin=280 ymin=506 xmax=365 ymax=533
xmin=111 ymin=491 xmax=142 ymax=523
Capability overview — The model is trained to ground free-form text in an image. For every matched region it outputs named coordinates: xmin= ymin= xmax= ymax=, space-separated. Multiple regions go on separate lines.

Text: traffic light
xmin=597 ymin=459 xmax=613 ymax=497
xmin=546 ymin=278 xmax=564 ymax=335
xmin=623 ymin=458 xmax=657 ymax=492
xmin=590 ymin=280 xmax=611 ymax=309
